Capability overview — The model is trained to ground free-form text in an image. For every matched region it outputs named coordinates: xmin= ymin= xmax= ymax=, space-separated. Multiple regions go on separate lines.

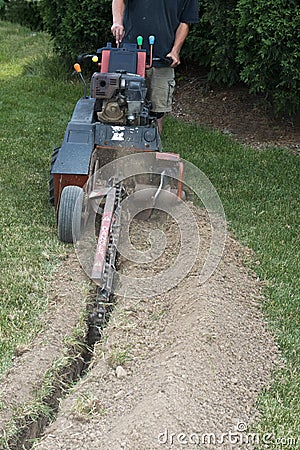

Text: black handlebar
xmin=152 ymin=56 xmax=173 ymax=66
xmin=77 ymin=53 xmax=97 ymax=62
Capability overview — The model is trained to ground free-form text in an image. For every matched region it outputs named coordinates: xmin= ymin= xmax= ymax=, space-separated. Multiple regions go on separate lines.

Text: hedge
xmin=0 ymin=0 xmax=43 ymax=31
xmin=183 ymin=0 xmax=240 ymax=86
xmin=237 ymin=0 xmax=300 ymax=116
xmin=2 ymin=0 xmax=300 ymax=115
xmin=39 ymin=0 xmax=112 ymax=57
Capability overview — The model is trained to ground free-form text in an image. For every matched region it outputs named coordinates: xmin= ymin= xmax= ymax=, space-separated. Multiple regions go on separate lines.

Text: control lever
xmin=73 ymin=63 xmax=87 ymax=99
xmin=77 ymin=53 xmax=97 ymax=62
xmin=137 ymin=35 xmax=143 ymax=49
xmin=146 ymin=35 xmax=155 ymax=68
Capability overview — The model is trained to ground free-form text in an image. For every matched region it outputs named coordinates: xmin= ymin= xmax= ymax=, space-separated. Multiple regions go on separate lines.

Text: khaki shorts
xmin=145 ymin=67 xmax=175 ymax=113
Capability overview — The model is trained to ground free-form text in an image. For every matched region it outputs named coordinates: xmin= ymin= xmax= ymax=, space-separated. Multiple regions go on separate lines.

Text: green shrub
xmin=38 ymin=0 xmax=65 ymax=41
xmin=1 ymin=0 xmax=43 ymax=31
xmin=183 ymin=0 xmax=240 ymax=85
xmin=0 ymin=0 xmax=6 ymax=18
xmin=40 ymin=0 xmax=112 ymax=60
xmin=25 ymin=0 xmax=300 ymax=115
xmin=237 ymin=0 xmax=300 ymax=115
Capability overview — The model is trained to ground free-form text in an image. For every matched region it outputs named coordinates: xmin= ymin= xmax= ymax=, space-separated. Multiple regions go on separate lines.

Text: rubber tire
xmin=49 ymin=147 xmax=60 ymax=206
xmin=58 ymin=186 xmax=83 ymax=243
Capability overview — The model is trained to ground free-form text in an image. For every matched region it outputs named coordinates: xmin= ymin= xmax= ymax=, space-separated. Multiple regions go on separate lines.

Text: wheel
xmin=58 ymin=185 xmax=83 ymax=243
xmin=49 ymin=147 xmax=60 ymax=206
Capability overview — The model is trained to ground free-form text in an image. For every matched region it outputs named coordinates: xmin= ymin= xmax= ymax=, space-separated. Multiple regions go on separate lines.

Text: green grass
xmin=0 ymin=21 xmax=82 ymax=375
xmin=0 ymin=19 xmax=299 ymax=448
xmin=163 ymin=118 xmax=300 ymax=446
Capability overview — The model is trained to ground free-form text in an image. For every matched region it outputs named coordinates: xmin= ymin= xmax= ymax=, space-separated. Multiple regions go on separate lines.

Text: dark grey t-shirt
xmin=123 ymin=0 xmax=199 ymax=62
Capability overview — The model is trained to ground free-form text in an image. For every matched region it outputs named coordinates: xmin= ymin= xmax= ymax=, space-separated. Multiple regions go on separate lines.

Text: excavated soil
xmin=34 ymin=207 xmax=278 ymax=450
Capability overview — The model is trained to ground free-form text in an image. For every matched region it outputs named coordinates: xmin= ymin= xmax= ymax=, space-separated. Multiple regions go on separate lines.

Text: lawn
xmin=0 ymin=21 xmax=82 ymax=374
xmin=0 ymin=20 xmax=299 ymax=447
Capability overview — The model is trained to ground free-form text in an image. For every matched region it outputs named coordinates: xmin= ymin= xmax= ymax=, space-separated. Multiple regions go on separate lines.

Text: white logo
xmin=111 ymin=126 xmax=125 ymax=141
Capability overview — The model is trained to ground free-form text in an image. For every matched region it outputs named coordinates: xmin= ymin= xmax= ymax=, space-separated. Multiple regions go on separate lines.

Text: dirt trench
xmin=29 ymin=206 xmax=278 ymax=450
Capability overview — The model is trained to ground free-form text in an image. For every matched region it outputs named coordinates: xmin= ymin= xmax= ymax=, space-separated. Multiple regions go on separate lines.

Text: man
xmin=111 ymin=0 xmax=199 ymax=133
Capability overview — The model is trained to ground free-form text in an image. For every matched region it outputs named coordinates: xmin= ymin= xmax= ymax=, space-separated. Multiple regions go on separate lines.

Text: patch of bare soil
xmin=34 ymin=207 xmax=278 ymax=450
xmin=173 ymin=71 xmax=300 ymax=151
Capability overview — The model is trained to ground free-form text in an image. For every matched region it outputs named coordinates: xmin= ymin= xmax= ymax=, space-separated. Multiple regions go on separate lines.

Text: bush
xmin=183 ymin=0 xmax=300 ymax=114
xmin=183 ymin=0 xmax=240 ymax=86
xmin=237 ymin=0 xmax=300 ymax=115
xmin=1 ymin=0 xmax=43 ymax=31
xmin=0 ymin=0 xmax=6 ymax=18
xmin=6 ymin=0 xmax=300 ymax=115
xmin=40 ymin=0 xmax=112 ymax=60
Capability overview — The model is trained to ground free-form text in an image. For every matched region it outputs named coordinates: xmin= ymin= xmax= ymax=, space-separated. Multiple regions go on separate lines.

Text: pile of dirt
xmin=35 ymin=208 xmax=278 ymax=450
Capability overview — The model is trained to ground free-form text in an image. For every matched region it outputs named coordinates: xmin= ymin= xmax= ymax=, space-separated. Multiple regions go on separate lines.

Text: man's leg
xmin=157 ymin=116 xmax=164 ymax=135
xmin=146 ymin=67 xmax=175 ymax=134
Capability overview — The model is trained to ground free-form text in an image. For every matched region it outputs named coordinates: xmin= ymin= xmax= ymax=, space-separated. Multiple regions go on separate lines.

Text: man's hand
xmin=166 ymin=50 xmax=180 ymax=68
xmin=166 ymin=22 xmax=190 ymax=68
xmin=111 ymin=23 xmax=125 ymax=45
